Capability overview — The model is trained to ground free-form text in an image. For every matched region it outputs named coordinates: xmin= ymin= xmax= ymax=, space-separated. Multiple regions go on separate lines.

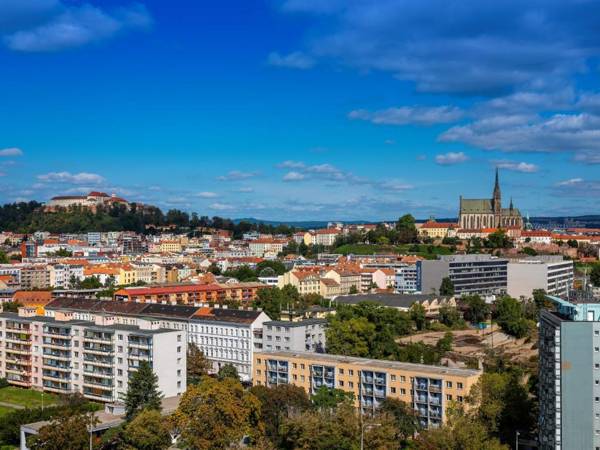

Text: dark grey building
xmin=262 ymin=319 xmax=327 ymax=352
xmin=539 ymin=293 xmax=600 ymax=450
xmin=417 ymin=254 xmax=508 ymax=296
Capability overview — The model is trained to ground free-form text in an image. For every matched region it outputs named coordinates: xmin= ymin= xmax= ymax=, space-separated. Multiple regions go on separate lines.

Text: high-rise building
xmin=539 ymin=292 xmax=600 ymax=450
xmin=507 ymin=256 xmax=574 ymax=299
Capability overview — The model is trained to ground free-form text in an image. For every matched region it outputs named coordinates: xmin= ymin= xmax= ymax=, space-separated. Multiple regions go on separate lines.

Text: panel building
xmin=417 ymin=254 xmax=508 ymax=296
xmin=262 ymin=319 xmax=327 ymax=352
xmin=539 ymin=293 xmax=600 ymax=450
xmin=253 ymin=351 xmax=481 ymax=429
xmin=0 ymin=309 xmax=186 ymax=402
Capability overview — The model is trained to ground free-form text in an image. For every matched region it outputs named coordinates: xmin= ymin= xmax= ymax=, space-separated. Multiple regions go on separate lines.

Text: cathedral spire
xmin=492 ymin=167 xmax=501 ymax=214
xmin=494 ymin=167 xmax=500 ymax=195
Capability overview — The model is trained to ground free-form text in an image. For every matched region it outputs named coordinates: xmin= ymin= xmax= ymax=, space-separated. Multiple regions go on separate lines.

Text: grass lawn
xmin=0 ymin=387 xmax=58 ymax=409
xmin=0 ymin=405 xmax=15 ymax=417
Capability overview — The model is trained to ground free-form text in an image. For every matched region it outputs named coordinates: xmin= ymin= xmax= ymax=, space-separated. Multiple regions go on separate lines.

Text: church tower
xmin=492 ymin=168 xmax=502 ymax=226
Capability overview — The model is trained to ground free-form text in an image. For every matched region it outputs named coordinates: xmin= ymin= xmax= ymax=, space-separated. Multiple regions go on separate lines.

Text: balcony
xmin=84 ymin=356 xmax=113 ymax=367
xmin=83 ymin=333 xmax=113 ymax=344
xmin=83 ymin=343 xmax=114 ymax=355
xmin=43 ymin=371 xmax=70 ymax=381
xmin=43 ymin=339 xmax=71 ymax=349
xmin=84 ymin=367 xmax=113 ymax=378
xmin=429 ymin=384 xmax=442 ymax=393
xmin=83 ymin=377 xmax=114 ymax=388
xmin=83 ymin=389 xmax=113 ymax=402
xmin=6 ymin=324 xmax=31 ymax=333
xmin=44 ymin=327 xmax=71 ymax=336
xmin=42 ymin=363 xmax=71 ymax=372
xmin=5 ymin=346 xmax=31 ymax=355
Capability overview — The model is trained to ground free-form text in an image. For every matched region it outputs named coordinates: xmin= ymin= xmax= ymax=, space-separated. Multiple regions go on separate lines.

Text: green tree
xmin=187 ymin=342 xmax=211 ymax=385
xmin=173 ymin=377 xmax=262 ymax=450
xmin=256 ymin=260 xmax=287 ymax=276
xmin=250 ymin=384 xmax=312 ymax=445
xmin=379 ymin=398 xmax=421 ymax=444
xmin=486 ymin=230 xmax=512 ymax=249
xmin=28 ymin=411 xmax=98 ymax=450
xmin=410 ymin=303 xmax=427 ymax=331
xmin=2 ymin=301 xmax=22 ymax=313
xmin=591 ymin=264 xmax=600 ymax=287
xmin=438 ymin=305 xmax=464 ymax=328
xmin=349 ymin=285 xmax=358 ymax=294
xmin=494 ymin=296 xmax=533 ymax=338
xmin=462 ymin=295 xmax=490 ymax=324
xmin=567 ymin=239 xmax=578 ymax=248
xmin=217 ymin=363 xmax=239 ymax=381
xmin=254 ymin=287 xmax=284 ymax=320
xmin=396 ymin=214 xmax=417 ymax=244
xmin=123 ymin=408 xmax=171 ymax=450
xmin=521 ymin=246 xmax=538 ymax=256
xmin=0 ymin=250 xmax=9 ymax=264
xmin=311 ymin=386 xmax=354 ymax=409
xmin=436 ymin=331 xmax=454 ymax=352
xmin=123 ymin=360 xmax=163 ymax=420
xmin=325 ymin=317 xmax=376 ymax=357
xmin=439 ymin=276 xmax=455 ymax=295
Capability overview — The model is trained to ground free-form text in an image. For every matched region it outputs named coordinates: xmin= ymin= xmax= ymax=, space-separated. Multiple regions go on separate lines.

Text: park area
xmin=0 ymin=387 xmax=58 ymax=417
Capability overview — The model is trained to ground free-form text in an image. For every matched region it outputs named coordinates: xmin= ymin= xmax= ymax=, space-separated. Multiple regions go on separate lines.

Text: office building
xmin=0 ymin=308 xmax=186 ymax=402
xmin=507 ymin=256 xmax=574 ymax=299
xmin=253 ymin=351 xmax=481 ymax=429
xmin=417 ymin=254 xmax=508 ymax=296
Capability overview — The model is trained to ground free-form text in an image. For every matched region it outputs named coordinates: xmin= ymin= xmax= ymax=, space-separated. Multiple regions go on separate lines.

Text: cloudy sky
xmin=1 ymin=0 xmax=600 ymax=220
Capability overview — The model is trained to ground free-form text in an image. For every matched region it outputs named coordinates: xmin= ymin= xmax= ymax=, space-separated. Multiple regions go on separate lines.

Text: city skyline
xmin=1 ymin=0 xmax=600 ymax=220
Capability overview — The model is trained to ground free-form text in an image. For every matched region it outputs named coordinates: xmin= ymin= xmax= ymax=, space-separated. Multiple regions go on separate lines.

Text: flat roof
xmin=257 ymin=350 xmax=481 ymax=378
xmin=264 ymin=318 xmax=327 ymax=327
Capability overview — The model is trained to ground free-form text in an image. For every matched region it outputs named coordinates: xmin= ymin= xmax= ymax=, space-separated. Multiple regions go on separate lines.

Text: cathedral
xmin=458 ymin=169 xmax=523 ymax=230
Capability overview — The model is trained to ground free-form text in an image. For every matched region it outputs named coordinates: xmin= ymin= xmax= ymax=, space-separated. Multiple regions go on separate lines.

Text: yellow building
xmin=160 ymin=240 xmax=183 ymax=253
xmin=418 ymin=221 xmax=459 ymax=239
xmin=253 ymin=351 xmax=481 ymax=429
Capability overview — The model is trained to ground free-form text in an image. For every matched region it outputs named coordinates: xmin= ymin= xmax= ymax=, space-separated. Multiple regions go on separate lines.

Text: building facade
xmin=262 ymin=319 xmax=327 ymax=352
xmin=507 ymin=256 xmax=574 ymax=299
xmin=539 ymin=293 xmax=600 ymax=450
xmin=417 ymin=254 xmax=508 ymax=296
xmin=459 ymin=169 xmax=523 ymax=230
xmin=253 ymin=351 xmax=481 ymax=429
xmin=0 ymin=309 xmax=185 ymax=402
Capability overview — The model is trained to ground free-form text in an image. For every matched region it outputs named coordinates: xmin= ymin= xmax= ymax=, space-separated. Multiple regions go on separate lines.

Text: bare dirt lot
xmin=397 ymin=324 xmax=538 ymax=369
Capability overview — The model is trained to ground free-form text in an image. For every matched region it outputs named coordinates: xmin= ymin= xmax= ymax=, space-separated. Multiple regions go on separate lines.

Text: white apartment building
xmin=0 ymin=309 xmax=186 ymax=402
xmin=44 ymin=298 xmax=270 ymax=382
xmin=48 ymin=264 xmax=84 ymax=289
xmin=507 ymin=256 xmax=574 ymax=299
xmin=395 ymin=265 xmax=418 ymax=294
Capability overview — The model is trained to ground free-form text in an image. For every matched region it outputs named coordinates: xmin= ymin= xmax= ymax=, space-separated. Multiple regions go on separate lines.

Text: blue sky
xmin=1 ymin=0 xmax=600 ymax=220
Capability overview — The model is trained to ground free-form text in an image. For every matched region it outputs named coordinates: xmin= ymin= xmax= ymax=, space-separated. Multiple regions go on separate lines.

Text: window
xmin=118 ymin=334 xmax=123 ymax=340
xmin=301 ymin=364 xmax=305 ymax=370
xmin=457 ymin=396 xmax=464 ymax=402
xmin=293 ymin=374 xmax=297 ymax=380
xmin=457 ymin=382 xmax=463 ymax=389
xmin=400 ymin=376 xmax=406 ymax=382
xmin=596 ymin=397 xmax=600 ymax=403
xmin=301 ymin=375 xmax=305 ymax=382
xmin=391 ymin=374 xmax=396 ymax=381
xmin=446 ymin=381 xmax=453 ymax=388
xmin=177 ymin=369 xmax=181 ymax=376
xmin=349 ymin=381 xmax=354 ymax=388
xmin=339 ymin=368 xmax=344 ymax=375
xmin=177 ymin=346 xmax=181 ymax=353
xmin=293 ymin=363 xmax=297 ymax=369
xmin=349 ymin=369 xmax=354 ymax=376
xmin=118 ymin=369 xmax=123 ymax=376
xmin=257 ymin=358 xmax=262 ymax=364
xmin=391 ymin=387 xmax=396 ymax=393
xmin=595 ymin=330 xmax=600 ymax=336
xmin=339 ymin=381 xmax=345 ymax=387
xmin=400 ymin=388 xmax=406 ymax=395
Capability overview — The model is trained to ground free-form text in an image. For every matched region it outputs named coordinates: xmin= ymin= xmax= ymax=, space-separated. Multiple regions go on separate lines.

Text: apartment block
xmin=44 ymin=297 xmax=269 ymax=382
xmin=0 ymin=309 xmax=186 ymax=402
xmin=539 ymin=293 xmax=600 ymax=450
xmin=262 ymin=319 xmax=327 ymax=352
xmin=507 ymin=256 xmax=574 ymax=299
xmin=253 ymin=351 xmax=481 ymax=429
xmin=417 ymin=254 xmax=508 ymax=296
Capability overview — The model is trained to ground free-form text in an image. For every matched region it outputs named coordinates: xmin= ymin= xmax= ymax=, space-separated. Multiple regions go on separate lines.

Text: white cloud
xmin=4 ymin=3 xmax=151 ymax=52
xmin=493 ymin=160 xmax=539 ymax=173
xmin=195 ymin=191 xmax=218 ymax=198
xmin=236 ymin=187 xmax=254 ymax=193
xmin=37 ymin=171 xmax=105 ymax=184
xmin=268 ymin=51 xmax=315 ymax=69
xmin=349 ymin=106 xmax=463 ymax=126
xmin=0 ymin=147 xmax=23 ymax=156
xmin=217 ymin=170 xmax=259 ymax=181
xmin=283 ymin=171 xmax=306 ymax=182
xmin=435 ymin=152 xmax=469 ymax=165
xmin=209 ymin=202 xmax=234 ymax=211
xmin=556 ymin=178 xmax=583 ymax=187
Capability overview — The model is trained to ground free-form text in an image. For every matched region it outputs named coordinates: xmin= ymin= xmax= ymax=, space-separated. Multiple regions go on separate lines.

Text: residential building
xmin=418 ymin=221 xmax=459 ymax=239
xmin=253 ymin=351 xmax=481 ymax=428
xmin=114 ymin=282 xmax=265 ymax=305
xmin=539 ymin=293 xmax=600 ymax=450
xmin=20 ymin=266 xmax=51 ymax=290
xmin=507 ymin=256 xmax=574 ymax=299
xmin=44 ymin=297 xmax=269 ymax=382
xmin=262 ymin=319 xmax=327 ymax=352
xmin=278 ymin=271 xmax=322 ymax=296
xmin=323 ymin=269 xmax=361 ymax=295
xmin=48 ymin=264 xmax=84 ymax=289
xmin=0 ymin=309 xmax=185 ymax=402
xmin=417 ymin=254 xmax=508 ymax=296
xmin=395 ymin=265 xmax=418 ymax=293
xmin=314 ymin=228 xmax=341 ymax=247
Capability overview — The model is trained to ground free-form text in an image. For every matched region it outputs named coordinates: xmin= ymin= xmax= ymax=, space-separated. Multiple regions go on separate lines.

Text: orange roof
xmin=315 ymin=228 xmax=341 ymax=235
xmin=44 ymin=239 xmax=59 ymax=245
xmin=115 ymin=283 xmax=224 ymax=297
xmin=420 ymin=221 xmax=459 ymax=229
xmin=292 ymin=271 xmax=319 ymax=280
xmin=13 ymin=290 xmax=53 ymax=305
xmin=522 ymin=231 xmax=552 ymax=237
xmin=84 ymin=266 xmax=120 ymax=276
